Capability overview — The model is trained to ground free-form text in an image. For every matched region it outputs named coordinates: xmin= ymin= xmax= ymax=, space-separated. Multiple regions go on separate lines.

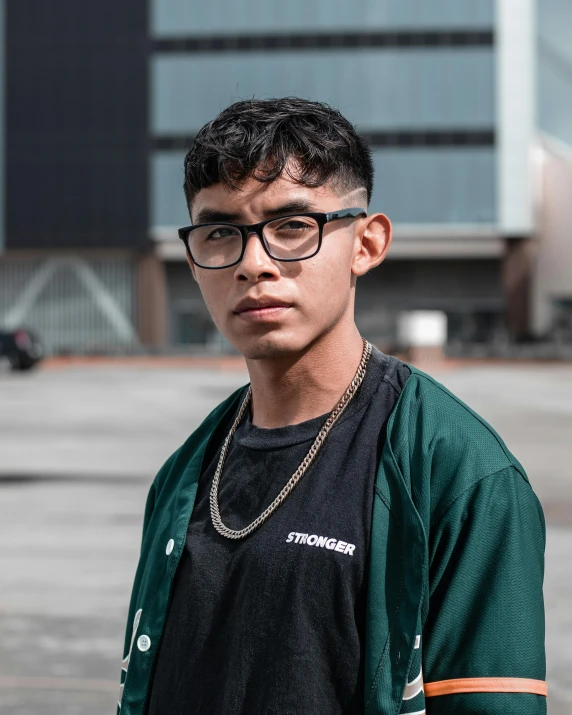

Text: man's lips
xmin=233 ymin=297 xmax=292 ymax=320
xmin=234 ymin=297 xmax=292 ymax=313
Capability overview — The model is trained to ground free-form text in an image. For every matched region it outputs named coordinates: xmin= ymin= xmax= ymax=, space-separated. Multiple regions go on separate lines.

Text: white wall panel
xmin=496 ymin=0 xmax=536 ymax=235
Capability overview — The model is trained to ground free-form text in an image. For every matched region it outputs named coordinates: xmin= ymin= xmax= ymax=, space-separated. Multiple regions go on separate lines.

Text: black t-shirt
xmin=148 ymin=348 xmax=410 ymax=715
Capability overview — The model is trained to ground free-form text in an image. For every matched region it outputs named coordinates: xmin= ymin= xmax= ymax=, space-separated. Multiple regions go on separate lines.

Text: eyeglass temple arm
xmin=325 ymin=208 xmax=367 ymax=222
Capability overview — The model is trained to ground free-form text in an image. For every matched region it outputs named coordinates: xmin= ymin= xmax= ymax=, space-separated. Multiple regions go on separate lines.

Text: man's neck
xmin=245 ymin=327 xmax=365 ymax=429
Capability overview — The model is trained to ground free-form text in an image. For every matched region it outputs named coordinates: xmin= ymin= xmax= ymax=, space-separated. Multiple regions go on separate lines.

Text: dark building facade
xmin=0 ymin=0 xmax=165 ymax=353
xmin=6 ymin=0 xmax=148 ymax=249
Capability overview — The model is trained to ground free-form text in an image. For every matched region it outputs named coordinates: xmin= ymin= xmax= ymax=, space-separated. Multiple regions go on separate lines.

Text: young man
xmin=118 ymin=98 xmax=546 ymax=715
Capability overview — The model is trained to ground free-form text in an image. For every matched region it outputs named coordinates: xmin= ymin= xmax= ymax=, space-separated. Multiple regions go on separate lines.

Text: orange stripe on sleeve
xmin=425 ymin=677 xmax=547 ymax=697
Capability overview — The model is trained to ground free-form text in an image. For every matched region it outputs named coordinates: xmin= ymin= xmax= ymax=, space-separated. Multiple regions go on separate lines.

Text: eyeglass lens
xmin=188 ymin=215 xmax=320 ymax=268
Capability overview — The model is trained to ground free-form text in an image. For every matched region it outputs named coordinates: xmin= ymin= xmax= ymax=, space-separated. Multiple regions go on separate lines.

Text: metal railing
xmin=0 ymin=256 xmax=139 ymax=355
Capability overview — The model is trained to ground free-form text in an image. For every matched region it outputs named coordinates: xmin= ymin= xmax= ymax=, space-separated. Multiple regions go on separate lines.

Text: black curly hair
xmin=183 ymin=97 xmax=374 ymax=207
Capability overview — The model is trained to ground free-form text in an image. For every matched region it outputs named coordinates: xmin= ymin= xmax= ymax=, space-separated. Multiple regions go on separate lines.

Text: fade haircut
xmin=183 ymin=97 xmax=374 ymax=208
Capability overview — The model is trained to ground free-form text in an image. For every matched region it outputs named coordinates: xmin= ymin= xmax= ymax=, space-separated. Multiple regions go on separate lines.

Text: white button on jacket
xmin=137 ymin=635 xmax=151 ymax=652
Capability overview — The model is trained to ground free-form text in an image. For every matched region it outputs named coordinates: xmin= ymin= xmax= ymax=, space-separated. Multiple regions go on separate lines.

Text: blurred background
xmin=0 ymin=0 xmax=571 ymax=713
xmin=0 ymin=0 xmax=571 ymax=357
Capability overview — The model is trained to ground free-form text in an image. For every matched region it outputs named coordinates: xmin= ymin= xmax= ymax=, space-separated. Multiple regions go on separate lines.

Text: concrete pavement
xmin=0 ymin=359 xmax=570 ymax=713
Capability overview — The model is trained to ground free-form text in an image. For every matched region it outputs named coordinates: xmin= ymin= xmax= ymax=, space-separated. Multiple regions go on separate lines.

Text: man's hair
xmin=183 ymin=97 xmax=374 ymax=207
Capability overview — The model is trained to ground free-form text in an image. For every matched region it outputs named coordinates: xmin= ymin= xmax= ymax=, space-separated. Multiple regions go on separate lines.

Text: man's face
xmin=188 ymin=172 xmax=385 ymax=360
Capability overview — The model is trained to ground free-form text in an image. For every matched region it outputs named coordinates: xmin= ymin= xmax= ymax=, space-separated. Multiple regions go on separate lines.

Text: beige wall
xmin=137 ymin=253 xmax=168 ymax=349
xmin=533 ymin=137 xmax=572 ymax=335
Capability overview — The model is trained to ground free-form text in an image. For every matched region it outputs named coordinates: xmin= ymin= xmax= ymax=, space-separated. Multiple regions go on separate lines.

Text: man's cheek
xmin=198 ymin=285 xmax=226 ymax=328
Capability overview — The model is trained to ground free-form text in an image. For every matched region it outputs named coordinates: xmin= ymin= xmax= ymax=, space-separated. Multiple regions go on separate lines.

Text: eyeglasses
xmin=178 ymin=208 xmax=367 ymax=269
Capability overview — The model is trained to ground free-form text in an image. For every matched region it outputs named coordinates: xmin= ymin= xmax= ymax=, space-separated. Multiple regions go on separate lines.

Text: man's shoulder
xmin=392 ymin=365 xmax=522 ymax=468
xmin=386 ymin=366 xmax=529 ymax=521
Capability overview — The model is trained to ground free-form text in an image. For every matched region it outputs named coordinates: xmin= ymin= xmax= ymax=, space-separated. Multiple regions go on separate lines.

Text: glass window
xmin=371 ymin=148 xmax=496 ymax=223
xmin=537 ymin=0 xmax=572 ymax=145
xmin=151 ymin=147 xmax=496 ymax=229
xmin=0 ymin=0 xmax=4 ymax=253
xmin=539 ymin=54 xmax=572 ymax=146
xmin=151 ymin=151 xmax=188 ymax=228
xmin=152 ymin=0 xmax=494 ymax=36
xmin=151 ymin=49 xmax=494 ymax=134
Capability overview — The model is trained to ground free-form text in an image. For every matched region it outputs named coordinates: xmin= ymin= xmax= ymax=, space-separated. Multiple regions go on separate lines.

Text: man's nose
xmin=235 ymin=230 xmax=279 ymax=281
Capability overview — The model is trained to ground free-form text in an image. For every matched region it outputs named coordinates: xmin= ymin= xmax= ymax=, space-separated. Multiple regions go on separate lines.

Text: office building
xmin=0 ymin=0 xmax=571 ymax=353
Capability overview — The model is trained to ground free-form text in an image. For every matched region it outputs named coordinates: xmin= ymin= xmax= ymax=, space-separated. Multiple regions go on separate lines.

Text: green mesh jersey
xmin=118 ymin=367 xmax=546 ymax=715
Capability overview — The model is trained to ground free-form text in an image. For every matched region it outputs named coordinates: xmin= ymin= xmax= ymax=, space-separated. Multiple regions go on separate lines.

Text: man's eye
xmin=207 ymin=228 xmax=236 ymax=240
xmin=277 ymin=220 xmax=311 ymax=231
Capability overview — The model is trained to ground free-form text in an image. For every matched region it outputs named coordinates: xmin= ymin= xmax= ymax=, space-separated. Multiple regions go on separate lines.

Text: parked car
xmin=0 ymin=328 xmax=44 ymax=371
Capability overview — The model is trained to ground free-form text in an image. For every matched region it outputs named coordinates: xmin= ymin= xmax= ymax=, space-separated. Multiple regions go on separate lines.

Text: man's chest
xmin=186 ymin=431 xmax=380 ymax=593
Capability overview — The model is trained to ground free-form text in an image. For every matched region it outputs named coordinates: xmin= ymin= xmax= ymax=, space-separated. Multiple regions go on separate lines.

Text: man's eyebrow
xmin=193 ymin=208 xmax=241 ymax=224
xmin=193 ymin=200 xmax=317 ymax=225
xmin=263 ymin=200 xmax=316 ymax=217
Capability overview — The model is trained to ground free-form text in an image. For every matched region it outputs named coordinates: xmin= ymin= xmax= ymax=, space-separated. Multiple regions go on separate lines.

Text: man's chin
xmin=231 ymin=332 xmax=309 ymax=361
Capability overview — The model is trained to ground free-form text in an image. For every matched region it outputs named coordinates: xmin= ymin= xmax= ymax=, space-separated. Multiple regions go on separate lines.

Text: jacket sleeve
xmin=423 ymin=465 xmax=547 ymax=715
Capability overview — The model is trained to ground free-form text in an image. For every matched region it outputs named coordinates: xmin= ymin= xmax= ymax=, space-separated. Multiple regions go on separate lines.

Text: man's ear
xmin=351 ymin=213 xmax=392 ymax=277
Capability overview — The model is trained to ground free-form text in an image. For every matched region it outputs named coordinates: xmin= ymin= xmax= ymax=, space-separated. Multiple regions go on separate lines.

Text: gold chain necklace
xmin=210 ymin=339 xmax=372 ymax=540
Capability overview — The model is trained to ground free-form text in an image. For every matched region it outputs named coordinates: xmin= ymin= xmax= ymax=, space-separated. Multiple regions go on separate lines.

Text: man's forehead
xmin=190 ymin=176 xmax=338 ymax=223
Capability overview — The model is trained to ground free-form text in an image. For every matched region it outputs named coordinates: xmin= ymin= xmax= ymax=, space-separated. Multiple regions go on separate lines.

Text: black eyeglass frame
xmin=177 ymin=207 xmax=367 ymax=269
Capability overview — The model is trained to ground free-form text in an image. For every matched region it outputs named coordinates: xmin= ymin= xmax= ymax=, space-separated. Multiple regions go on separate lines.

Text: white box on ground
xmin=398 ymin=311 xmax=448 ymax=348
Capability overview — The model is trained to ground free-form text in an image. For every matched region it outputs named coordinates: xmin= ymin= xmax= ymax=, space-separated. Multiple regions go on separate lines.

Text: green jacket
xmin=118 ymin=367 xmax=547 ymax=714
